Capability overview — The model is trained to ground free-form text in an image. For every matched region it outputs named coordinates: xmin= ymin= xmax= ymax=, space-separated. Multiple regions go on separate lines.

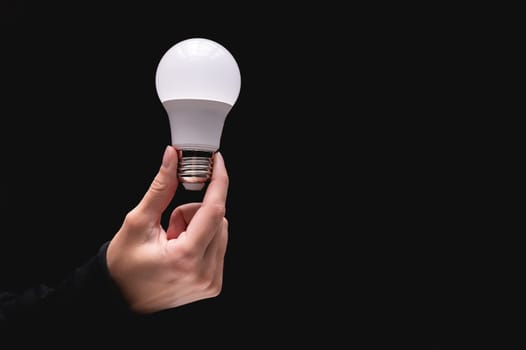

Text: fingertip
xmin=216 ymin=151 xmax=224 ymax=163
xmin=203 ymin=152 xmax=229 ymax=205
xmin=214 ymin=151 xmax=227 ymax=177
xmin=162 ymin=145 xmax=178 ymax=169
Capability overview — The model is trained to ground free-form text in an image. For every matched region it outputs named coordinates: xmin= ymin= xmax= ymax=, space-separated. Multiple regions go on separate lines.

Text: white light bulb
xmin=155 ymin=38 xmax=241 ymax=190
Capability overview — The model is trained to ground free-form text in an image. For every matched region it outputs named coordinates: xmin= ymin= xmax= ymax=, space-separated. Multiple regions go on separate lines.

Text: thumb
xmin=136 ymin=145 xmax=179 ymax=221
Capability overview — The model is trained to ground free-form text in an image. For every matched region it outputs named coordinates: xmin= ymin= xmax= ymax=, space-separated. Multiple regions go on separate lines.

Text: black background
xmin=0 ymin=1 xmax=497 ymax=348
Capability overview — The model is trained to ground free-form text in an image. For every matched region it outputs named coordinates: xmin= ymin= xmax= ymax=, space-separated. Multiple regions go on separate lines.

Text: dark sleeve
xmin=0 ymin=241 xmax=141 ymax=333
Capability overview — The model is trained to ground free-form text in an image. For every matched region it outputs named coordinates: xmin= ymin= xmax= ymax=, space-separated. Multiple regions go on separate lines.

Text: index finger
xmin=183 ymin=152 xmax=229 ymax=248
xmin=202 ymin=151 xmax=229 ymax=206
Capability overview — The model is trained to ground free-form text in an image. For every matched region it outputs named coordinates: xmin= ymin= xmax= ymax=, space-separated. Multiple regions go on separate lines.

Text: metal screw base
xmin=177 ymin=149 xmax=214 ymax=190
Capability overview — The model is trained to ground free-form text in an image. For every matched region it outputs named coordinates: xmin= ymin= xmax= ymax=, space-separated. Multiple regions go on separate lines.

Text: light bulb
xmin=155 ymin=37 xmax=241 ymax=190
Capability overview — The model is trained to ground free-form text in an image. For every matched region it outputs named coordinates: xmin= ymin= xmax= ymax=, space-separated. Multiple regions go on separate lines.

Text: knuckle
xmin=219 ymin=172 xmax=229 ymax=186
xmin=195 ymin=271 xmax=222 ymax=296
xmin=150 ymin=176 xmax=168 ymax=193
xmin=177 ymin=244 xmax=195 ymax=261
xmin=205 ymin=203 xmax=226 ymax=220
xmin=123 ymin=209 xmax=144 ymax=229
xmin=208 ymin=283 xmax=222 ymax=297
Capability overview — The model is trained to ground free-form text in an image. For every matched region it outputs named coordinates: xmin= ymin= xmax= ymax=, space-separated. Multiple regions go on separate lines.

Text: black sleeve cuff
xmin=1 ymin=241 xmax=142 ymax=332
xmin=93 ymin=240 xmax=135 ymax=315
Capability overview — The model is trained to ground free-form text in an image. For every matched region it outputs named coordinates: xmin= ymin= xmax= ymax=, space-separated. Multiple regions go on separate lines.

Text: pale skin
xmin=106 ymin=146 xmax=229 ymax=314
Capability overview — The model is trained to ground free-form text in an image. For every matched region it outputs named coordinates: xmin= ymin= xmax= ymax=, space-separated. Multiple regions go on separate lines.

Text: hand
xmin=106 ymin=146 xmax=229 ymax=314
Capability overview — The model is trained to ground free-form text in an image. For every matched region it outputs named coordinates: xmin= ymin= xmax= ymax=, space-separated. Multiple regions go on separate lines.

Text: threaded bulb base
xmin=177 ymin=149 xmax=214 ymax=190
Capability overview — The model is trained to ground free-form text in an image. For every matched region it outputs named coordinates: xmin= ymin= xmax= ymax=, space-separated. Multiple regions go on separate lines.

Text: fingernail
xmin=162 ymin=146 xmax=171 ymax=168
xmin=216 ymin=151 xmax=225 ymax=165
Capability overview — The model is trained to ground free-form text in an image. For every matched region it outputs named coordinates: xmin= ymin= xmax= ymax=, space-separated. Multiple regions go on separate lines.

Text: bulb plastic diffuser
xmin=155 ymin=38 xmax=241 ymax=190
